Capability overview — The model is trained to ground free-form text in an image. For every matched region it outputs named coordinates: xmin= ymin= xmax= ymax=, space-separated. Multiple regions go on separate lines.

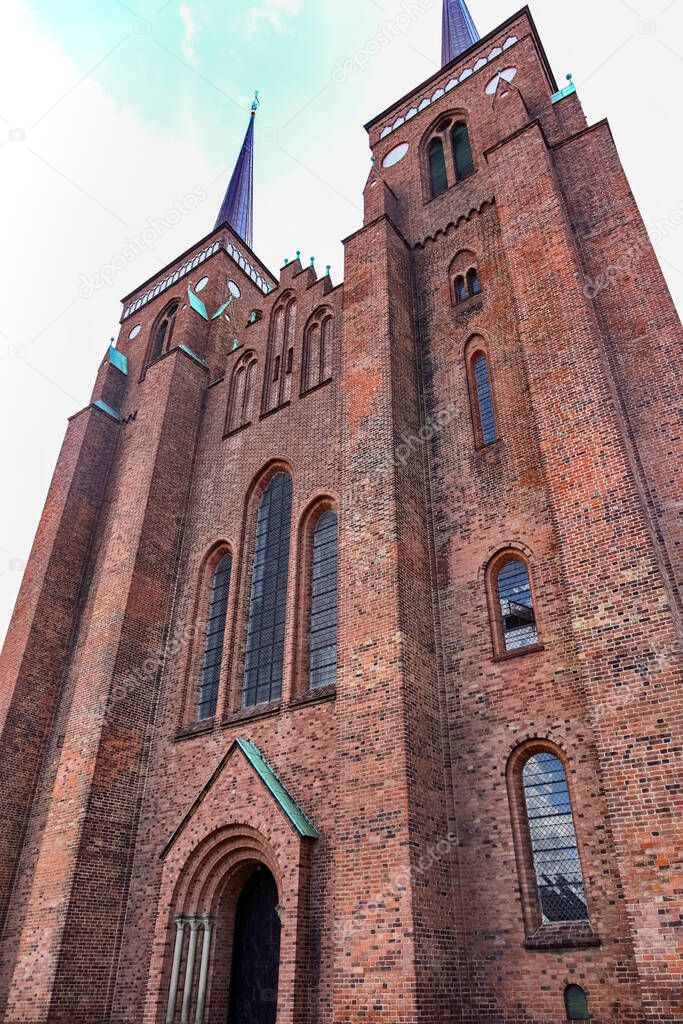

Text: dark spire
xmin=441 ymin=0 xmax=479 ymax=65
xmin=214 ymin=92 xmax=259 ymax=247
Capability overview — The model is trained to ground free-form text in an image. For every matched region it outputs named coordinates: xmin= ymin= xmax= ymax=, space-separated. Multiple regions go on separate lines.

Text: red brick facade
xmin=0 ymin=7 xmax=681 ymax=1023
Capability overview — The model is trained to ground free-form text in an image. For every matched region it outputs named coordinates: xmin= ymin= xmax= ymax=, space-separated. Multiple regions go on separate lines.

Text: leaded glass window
xmin=452 ymin=122 xmax=474 ymax=180
xmin=197 ymin=553 xmax=232 ymax=720
xmin=565 ymin=985 xmax=590 ymax=1020
xmin=455 ymin=275 xmax=468 ymax=303
xmin=429 ymin=138 xmax=448 ymax=197
xmin=309 ymin=510 xmax=338 ymax=689
xmin=473 ymin=354 xmax=496 ymax=445
xmin=243 ymin=473 xmax=293 ymax=707
xmin=497 ymin=559 xmax=537 ymax=650
xmin=467 ymin=267 xmax=481 ymax=295
xmin=522 ymin=753 xmax=588 ymax=923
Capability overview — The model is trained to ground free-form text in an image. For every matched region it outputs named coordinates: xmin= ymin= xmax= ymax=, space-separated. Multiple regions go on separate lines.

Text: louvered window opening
xmin=498 ymin=559 xmax=536 ymax=650
xmin=523 ymin=753 xmax=588 ymax=923
xmin=197 ymin=554 xmax=232 ymax=720
xmin=309 ymin=511 xmax=338 ymax=689
xmin=473 ymin=354 xmax=496 ymax=444
xmin=243 ymin=473 xmax=292 ymax=707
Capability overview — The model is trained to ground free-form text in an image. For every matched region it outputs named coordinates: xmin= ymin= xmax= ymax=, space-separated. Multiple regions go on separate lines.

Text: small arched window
xmin=197 ymin=553 xmax=232 ymax=720
xmin=152 ymin=300 xmax=180 ymax=361
xmin=522 ymin=753 xmax=588 ymax=923
xmin=303 ymin=309 xmax=334 ymax=393
xmin=243 ymin=472 xmax=293 ymax=707
xmin=263 ymin=297 xmax=296 ymax=413
xmin=455 ymin=275 xmax=468 ymax=303
xmin=226 ymin=353 xmax=258 ymax=434
xmin=473 ymin=353 xmax=497 ymax=445
xmin=308 ymin=510 xmax=338 ymax=689
xmin=495 ymin=558 xmax=537 ymax=651
xmin=428 ymin=138 xmax=448 ymax=197
xmin=452 ymin=121 xmax=474 ymax=180
xmin=466 ymin=267 xmax=481 ymax=295
xmin=565 ymin=985 xmax=591 ymax=1020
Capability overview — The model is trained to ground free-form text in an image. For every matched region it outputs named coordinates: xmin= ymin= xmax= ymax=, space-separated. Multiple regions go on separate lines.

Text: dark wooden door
xmin=228 ymin=867 xmax=281 ymax=1024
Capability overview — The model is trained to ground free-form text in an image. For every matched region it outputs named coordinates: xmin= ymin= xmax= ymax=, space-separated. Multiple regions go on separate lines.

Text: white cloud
xmin=241 ymin=0 xmax=301 ymax=39
xmin=180 ymin=2 xmax=199 ymax=66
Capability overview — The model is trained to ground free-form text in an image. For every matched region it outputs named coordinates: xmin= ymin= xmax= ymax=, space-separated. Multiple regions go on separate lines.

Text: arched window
xmin=565 ymin=985 xmax=591 ymax=1020
xmin=522 ymin=753 xmax=588 ymax=923
xmin=466 ymin=267 xmax=481 ymax=295
xmin=303 ymin=309 xmax=334 ymax=393
xmin=308 ymin=510 xmax=338 ymax=688
xmin=452 ymin=121 xmax=474 ymax=180
xmin=454 ymin=275 xmax=468 ymax=303
xmin=226 ymin=352 xmax=257 ymax=434
xmin=263 ymin=297 xmax=296 ymax=413
xmin=473 ymin=353 xmax=496 ymax=445
xmin=495 ymin=558 xmax=537 ymax=651
xmin=197 ymin=553 xmax=232 ymax=720
xmin=243 ymin=472 xmax=293 ymax=707
xmin=151 ymin=300 xmax=179 ymax=361
xmin=428 ymin=138 xmax=448 ymax=197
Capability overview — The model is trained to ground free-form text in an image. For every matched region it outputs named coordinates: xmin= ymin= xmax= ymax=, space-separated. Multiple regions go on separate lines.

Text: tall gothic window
xmin=263 ymin=297 xmax=297 ymax=413
xmin=452 ymin=121 xmax=474 ymax=180
xmin=302 ymin=309 xmax=333 ymax=393
xmin=497 ymin=558 xmax=537 ymax=651
xmin=522 ymin=753 xmax=589 ymax=923
xmin=473 ymin=353 xmax=496 ymax=445
xmin=428 ymin=138 xmax=448 ymax=197
xmin=243 ymin=473 xmax=293 ymax=707
xmin=152 ymin=300 xmax=179 ymax=361
xmin=197 ymin=553 xmax=232 ymax=720
xmin=226 ymin=352 xmax=258 ymax=434
xmin=308 ymin=510 xmax=338 ymax=688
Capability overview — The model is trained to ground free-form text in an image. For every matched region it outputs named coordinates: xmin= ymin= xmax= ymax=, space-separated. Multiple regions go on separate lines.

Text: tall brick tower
xmin=0 ymin=3 xmax=681 ymax=1022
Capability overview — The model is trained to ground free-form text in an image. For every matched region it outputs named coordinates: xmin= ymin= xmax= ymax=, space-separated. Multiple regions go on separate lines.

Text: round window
xmin=195 ymin=276 xmax=209 ymax=292
xmin=228 ymin=280 xmax=241 ymax=299
xmin=128 ymin=324 xmax=141 ymax=340
xmin=382 ymin=142 xmax=409 ymax=168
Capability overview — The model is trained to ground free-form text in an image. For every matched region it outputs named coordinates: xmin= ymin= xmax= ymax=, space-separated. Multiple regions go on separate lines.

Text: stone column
xmin=166 ymin=916 xmax=186 ymax=1024
xmin=180 ymin=917 xmax=200 ymax=1024
xmin=194 ymin=914 xmax=213 ymax=1024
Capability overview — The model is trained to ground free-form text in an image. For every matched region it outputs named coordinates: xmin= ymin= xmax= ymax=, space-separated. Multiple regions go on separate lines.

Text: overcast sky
xmin=0 ymin=0 xmax=681 ymax=645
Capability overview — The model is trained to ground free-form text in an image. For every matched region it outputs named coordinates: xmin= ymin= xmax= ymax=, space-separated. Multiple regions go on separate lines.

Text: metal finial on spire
xmin=214 ymin=95 xmax=259 ymax=247
xmin=441 ymin=0 xmax=479 ymax=66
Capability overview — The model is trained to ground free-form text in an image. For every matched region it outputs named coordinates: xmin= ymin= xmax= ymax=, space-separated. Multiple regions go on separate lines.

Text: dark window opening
xmin=243 ymin=473 xmax=293 ymax=707
xmin=309 ymin=510 xmax=338 ymax=689
xmin=197 ymin=553 xmax=232 ymax=720
xmin=286 ymin=347 xmax=293 ymax=374
xmin=497 ymin=559 xmax=537 ymax=650
xmin=452 ymin=122 xmax=474 ymax=180
xmin=565 ymin=985 xmax=590 ymax=1021
xmin=152 ymin=301 xmax=179 ymax=362
xmin=429 ymin=137 xmax=448 ymax=197
xmin=523 ymin=753 xmax=589 ymax=923
xmin=473 ymin=354 xmax=497 ymax=445
xmin=273 ymin=355 xmax=280 ymax=382
xmin=467 ymin=267 xmax=481 ymax=295
xmin=455 ymin=275 xmax=468 ymax=303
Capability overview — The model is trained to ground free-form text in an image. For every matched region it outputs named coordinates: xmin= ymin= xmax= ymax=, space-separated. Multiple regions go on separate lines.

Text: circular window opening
xmin=382 ymin=142 xmax=409 ymax=168
xmin=228 ymin=280 xmax=241 ymax=299
xmin=195 ymin=276 xmax=209 ymax=292
xmin=128 ymin=324 xmax=142 ymax=340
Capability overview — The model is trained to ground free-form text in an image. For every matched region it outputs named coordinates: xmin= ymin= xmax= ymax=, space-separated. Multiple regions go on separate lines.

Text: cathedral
xmin=0 ymin=2 xmax=681 ymax=1021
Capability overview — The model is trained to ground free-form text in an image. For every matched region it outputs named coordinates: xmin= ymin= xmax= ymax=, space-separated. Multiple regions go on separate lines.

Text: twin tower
xmin=0 ymin=4 xmax=681 ymax=1023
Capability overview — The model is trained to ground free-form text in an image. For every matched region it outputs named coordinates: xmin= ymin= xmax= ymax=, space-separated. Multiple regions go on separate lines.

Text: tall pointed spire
xmin=214 ymin=92 xmax=259 ymax=248
xmin=441 ymin=0 xmax=479 ymax=66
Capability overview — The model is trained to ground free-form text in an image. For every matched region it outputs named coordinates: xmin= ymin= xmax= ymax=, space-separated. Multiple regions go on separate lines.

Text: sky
xmin=0 ymin=0 xmax=682 ymax=644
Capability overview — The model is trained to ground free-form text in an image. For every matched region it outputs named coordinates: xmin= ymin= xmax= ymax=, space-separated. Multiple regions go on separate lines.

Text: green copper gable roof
xmin=161 ymin=736 xmax=318 ymax=858
xmin=236 ymin=738 xmax=319 ymax=839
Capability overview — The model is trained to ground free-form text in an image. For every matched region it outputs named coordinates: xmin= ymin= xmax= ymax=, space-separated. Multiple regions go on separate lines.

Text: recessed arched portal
xmin=228 ymin=866 xmax=281 ymax=1024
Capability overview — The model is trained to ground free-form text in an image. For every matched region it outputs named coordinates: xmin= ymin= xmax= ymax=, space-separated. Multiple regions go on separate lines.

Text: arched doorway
xmin=228 ymin=866 xmax=281 ymax=1024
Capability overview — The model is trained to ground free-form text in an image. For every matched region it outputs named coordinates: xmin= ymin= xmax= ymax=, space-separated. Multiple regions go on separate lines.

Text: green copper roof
xmin=91 ymin=399 xmax=122 ymax=422
xmin=236 ymin=738 xmax=319 ymax=839
xmin=161 ymin=736 xmax=318 ymax=858
xmin=108 ymin=344 xmax=128 ymax=375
